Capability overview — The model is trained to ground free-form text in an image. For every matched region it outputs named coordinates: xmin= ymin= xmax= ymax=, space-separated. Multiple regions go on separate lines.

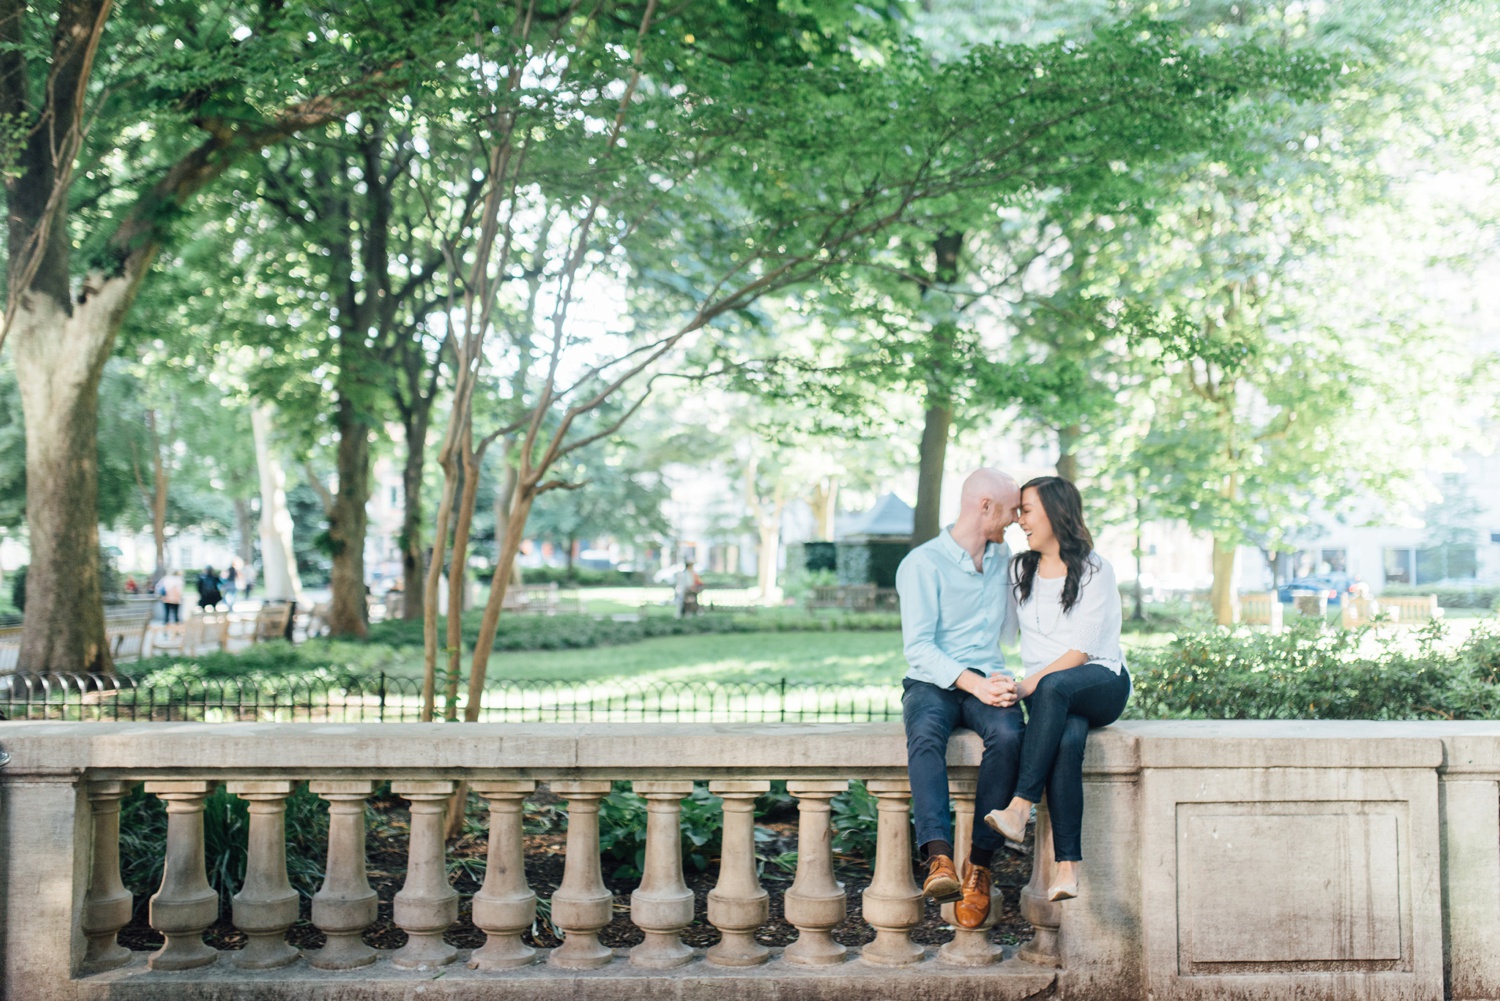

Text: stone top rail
xmin=4 ymin=719 xmax=1500 ymax=1001
xmin=4 ymin=719 xmax=1497 ymax=780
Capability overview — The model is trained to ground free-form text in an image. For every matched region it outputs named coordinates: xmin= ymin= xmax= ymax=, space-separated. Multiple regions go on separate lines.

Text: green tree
xmin=0 ymin=0 xmax=460 ymax=671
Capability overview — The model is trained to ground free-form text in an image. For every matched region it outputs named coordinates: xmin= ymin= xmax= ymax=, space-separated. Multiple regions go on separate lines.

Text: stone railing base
xmin=74 ymin=949 xmax=1057 ymax=1001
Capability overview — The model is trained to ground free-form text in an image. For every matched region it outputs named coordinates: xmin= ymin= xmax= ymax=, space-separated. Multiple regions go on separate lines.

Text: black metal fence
xmin=0 ymin=671 xmax=903 ymax=724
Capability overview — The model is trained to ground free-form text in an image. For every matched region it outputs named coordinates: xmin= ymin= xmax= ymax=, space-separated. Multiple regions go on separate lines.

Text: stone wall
xmin=0 ymin=719 xmax=1496 ymax=1000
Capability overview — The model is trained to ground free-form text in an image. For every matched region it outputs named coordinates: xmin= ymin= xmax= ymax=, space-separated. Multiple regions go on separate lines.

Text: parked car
xmin=1277 ymin=573 xmax=1358 ymax=605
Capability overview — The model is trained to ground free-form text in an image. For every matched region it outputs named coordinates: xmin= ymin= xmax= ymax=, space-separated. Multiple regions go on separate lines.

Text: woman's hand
xmin=1016 ymin=674 xmax=1039 ymax=699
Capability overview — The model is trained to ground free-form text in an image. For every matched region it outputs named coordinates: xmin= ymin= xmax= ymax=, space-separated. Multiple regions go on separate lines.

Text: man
xmin=895 ymin=467 xmax=1023 ymax=929
xmin=673 ymin=559 xmax=703 ymax=618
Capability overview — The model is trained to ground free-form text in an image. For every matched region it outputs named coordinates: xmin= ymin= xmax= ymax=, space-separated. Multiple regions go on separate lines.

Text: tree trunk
xmin=1211 ymin=536 xmax=1239 ymax=626
xmin=1056 ymin=425 xmax=1081 ymax=482
xmin=1132 ymin=495 xmax=1145 ymax=621
xmin=756 ymin=517 xmax=780 ymax=604
xmin=910 ymin=231 xmax=963 ymax=548
xmin=399 ymin=408 xmax=429 ymax=622
xmin=464 ymin=485 xmax=535 ymax=722
xmin=443 ymin=450 xmax=484 ymax=721
xmin=251 ymin=405 xmax=301 ymax=602
xmin=233 ymin=497 xmax=256 ymax=567
xmin=327 ymin=393 xmax=371 ymax=638
xmin=913 ymin=402 xmax=952 ymax=547
xmin=143 ymin=408 xmax=170 ymax=575
xmin=811 ymin=476 xmax=838 ymax=541
xmin=13 ymin=294 xmax=118 ymax=673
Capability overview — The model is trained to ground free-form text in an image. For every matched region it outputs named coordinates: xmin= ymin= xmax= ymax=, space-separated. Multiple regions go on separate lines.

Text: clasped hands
xmin=955 ymin=669 xmax=1019 ymax=708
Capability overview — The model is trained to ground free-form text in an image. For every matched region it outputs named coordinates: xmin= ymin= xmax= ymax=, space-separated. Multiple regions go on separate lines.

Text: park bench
xmin=806 ymin=584 xmax=897 ymax=612
xmin=1239 ymin=592 xmax=1283 ymax=631
xmin=146 ymin=613 xmax=229 ymax=657
xmin=0 ymin=625 xmax=21 ymax=672
xmin=0 ymin=605 xmax=153 ymax=669
xmin=102 ymin=604 xmax=153 ymax=662
xmin=1377 ymin=594 xmax=1440 ymax=623
xmin=501 ymin=582 xmax=562 ymax=615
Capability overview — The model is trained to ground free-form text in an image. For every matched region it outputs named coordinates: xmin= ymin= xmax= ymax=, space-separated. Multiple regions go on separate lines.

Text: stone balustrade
xmin=1 ymin=720 xmax=1499 ymax=1001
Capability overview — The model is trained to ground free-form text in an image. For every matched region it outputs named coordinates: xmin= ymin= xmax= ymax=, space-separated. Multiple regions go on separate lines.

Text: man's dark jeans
xmin=1014 ymin=664 xmax=1130 ymax=862
xmin=902 ymin=676 xmax=1024 ymax=854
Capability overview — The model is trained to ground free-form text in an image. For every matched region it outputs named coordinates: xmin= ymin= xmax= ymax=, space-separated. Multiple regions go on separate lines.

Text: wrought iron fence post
xmin=378 ymin=672 xmax=387 ymax=723
xmin=779 ymin=677 xmax=786 ymax=723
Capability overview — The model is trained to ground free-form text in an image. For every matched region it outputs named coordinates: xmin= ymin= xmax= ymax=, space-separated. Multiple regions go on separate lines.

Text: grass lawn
xmin=369 ymin=629 xmax=910 ymax=686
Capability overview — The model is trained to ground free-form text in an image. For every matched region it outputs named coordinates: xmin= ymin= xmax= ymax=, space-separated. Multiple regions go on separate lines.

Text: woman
xmin=984 ymin=476 xmax=1130 ymax=901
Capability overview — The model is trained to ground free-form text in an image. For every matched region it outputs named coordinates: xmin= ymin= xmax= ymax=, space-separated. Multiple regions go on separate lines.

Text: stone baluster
xmin=469 ymin=780 xmax=539 ymax=970
xmin=144 ymin=780 xmax=220 ymax=971
xmin=549 ymin=780 xmax=615 ymax=969
xmin=391 ymin=780 xmax=460 ymax=969
xmin=307 ymin=780 xmax=378 ymax=970
xmin=859 ymin=778 xmax=924 ymax=966
xmin=939 ymin=778 xmax=1002 ymax=966
xmin=226 ymin=780 xmax=300 ymax=969
xmin=705 ymin=779 xmax=770 ymax=967
xmin=81 ymin=780 xmax=134 ymax=971
xmin=782 ymin=779 xmax=848 ymax=966
xmin=629 ymin=780 xmax=696 ymax=969
xmin=1018 ymin=798 xmax=1062 ymax=967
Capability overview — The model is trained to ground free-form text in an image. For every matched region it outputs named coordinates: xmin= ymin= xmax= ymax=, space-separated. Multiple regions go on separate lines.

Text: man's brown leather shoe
xmin=953 ymin=864 xmax=992 ymax=929
xmin=922 ymin=854 xmax=961 ymax=902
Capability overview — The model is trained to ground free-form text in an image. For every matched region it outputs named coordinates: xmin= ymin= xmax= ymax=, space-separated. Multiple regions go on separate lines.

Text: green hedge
xmin=1380 ymin=583 xmax=1500 ymax=610
xmin=1128 ymin=620 xmax=1500 ymax=721
xmin=366 ymin=609 xmax=901 ymax=653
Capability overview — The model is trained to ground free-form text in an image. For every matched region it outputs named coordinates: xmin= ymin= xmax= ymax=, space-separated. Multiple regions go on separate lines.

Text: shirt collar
xmin=938 ymin=527 xmax=1000 ymax=572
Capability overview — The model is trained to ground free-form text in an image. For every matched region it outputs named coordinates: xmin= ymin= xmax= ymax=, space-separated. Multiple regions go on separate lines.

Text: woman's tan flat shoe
xmin=982 ymin=806 xmax=1027 ymax=844
xmin=1047 ymin=879 xmax=1078 ymax=902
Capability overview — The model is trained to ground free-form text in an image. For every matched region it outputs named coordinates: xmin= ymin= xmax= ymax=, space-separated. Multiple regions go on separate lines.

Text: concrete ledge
xmin=0 ymin=719 xmax=1461 ymax=779
xmin=75 ymin=948 xmax=1057 ymax=1001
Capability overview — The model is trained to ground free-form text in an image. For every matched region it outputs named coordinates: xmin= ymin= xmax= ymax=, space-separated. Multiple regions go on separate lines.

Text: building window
xmin=1384 ymin=548 xmax=1413 ymax=585
xmin=390 ymin=486 xmax=400 ymax=507
xmin=1415 ymin=545 xmax=1477 ymax=583
xmin=1320 ymin=549 xmax=1347 ymax=573
xmin=1491 ymin=531 xmax=1500 ymax=544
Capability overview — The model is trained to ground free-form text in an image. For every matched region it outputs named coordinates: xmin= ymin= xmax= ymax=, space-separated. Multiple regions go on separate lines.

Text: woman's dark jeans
xmin=1014 ymin=664 xmax=1130 ymax=862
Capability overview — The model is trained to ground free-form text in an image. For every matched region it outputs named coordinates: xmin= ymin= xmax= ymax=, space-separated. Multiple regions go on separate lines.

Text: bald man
xmin=894 ymin=467 xmax=1023 ymax=930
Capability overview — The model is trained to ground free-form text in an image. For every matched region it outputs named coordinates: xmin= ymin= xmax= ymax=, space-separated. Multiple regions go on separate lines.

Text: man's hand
xmin=955 ymin=670 xmax=1018 ymax=708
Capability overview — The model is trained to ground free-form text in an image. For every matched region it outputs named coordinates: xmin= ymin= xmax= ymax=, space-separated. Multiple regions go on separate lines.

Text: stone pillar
xmin=859 ymin=778 xmax=923 ymax=966
xmin=226 ymin=780 xmax=300 ymax=969
xmin=469 ymin=780 xmax=539 ymax=970
xmin=549 ymin=780 xmax=615 ymax=969
xmin=81 ymin=780 xmax=134 ymax=971
xmin=706 ymin=779 xmax=770 ymax=967
xmin=1018 ymin=798 xmax=1062 ymax=968
xmin=144 ymin=780 xmax=220 ymax=971
xmin=307 ymin=779 xmax=378 ymax=970
xmin=782 ymin=779 xmax=848 ymax=966
xmin=939 ymin=778 xmax=1001 ymax=966
xmin=629 ymin=780 xmax=696 ymax=969
xmin=391 ymin=780 xmax=460 ymax=969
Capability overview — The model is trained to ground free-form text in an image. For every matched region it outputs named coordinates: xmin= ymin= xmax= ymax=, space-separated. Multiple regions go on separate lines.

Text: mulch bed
xmin=118 ymin=785 xmax=1035 ymax=954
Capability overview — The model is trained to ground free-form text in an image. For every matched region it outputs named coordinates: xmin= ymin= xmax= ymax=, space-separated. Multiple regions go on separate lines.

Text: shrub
xmin=598 ymin=782 xmax=726 ymax=881
xmin=1380 ymin=583 xmax=1500 ymax=610
xmin=831 ymin=780 xmax=880 ymax=862
xmin=365 ymin=609 xmax=899 ymax=653
xmin=517 ymin=566 xmax=647 ymax=587
xmin=1126 ymin=619 xmax=1500 ymax=721
xmin=117 ymin=784 xmax=329 ymax=922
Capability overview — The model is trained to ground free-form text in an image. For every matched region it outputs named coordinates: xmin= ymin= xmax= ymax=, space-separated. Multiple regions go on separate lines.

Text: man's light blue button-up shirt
xmin=895 ymin=528 xmax=1013 ymax=689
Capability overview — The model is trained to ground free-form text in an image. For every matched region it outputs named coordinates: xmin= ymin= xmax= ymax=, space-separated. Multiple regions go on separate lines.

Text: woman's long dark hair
xmin=1011 ymin=476 xmax=1095 ymax=614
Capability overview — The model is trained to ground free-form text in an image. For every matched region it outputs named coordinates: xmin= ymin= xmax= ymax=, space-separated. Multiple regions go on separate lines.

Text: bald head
xmin=953 ymin=467 xmax=1020 ymax=547
xmin=960 ymin=468 xmax=1019 ymax=514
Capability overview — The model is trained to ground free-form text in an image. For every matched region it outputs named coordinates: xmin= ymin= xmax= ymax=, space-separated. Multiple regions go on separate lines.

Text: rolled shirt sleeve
xmin=895 ymin=556 xmax=971 ymax=690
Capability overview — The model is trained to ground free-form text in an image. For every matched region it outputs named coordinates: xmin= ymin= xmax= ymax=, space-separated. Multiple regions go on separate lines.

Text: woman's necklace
xmin=1030 ymin=563 xmax=1068 ymax=635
